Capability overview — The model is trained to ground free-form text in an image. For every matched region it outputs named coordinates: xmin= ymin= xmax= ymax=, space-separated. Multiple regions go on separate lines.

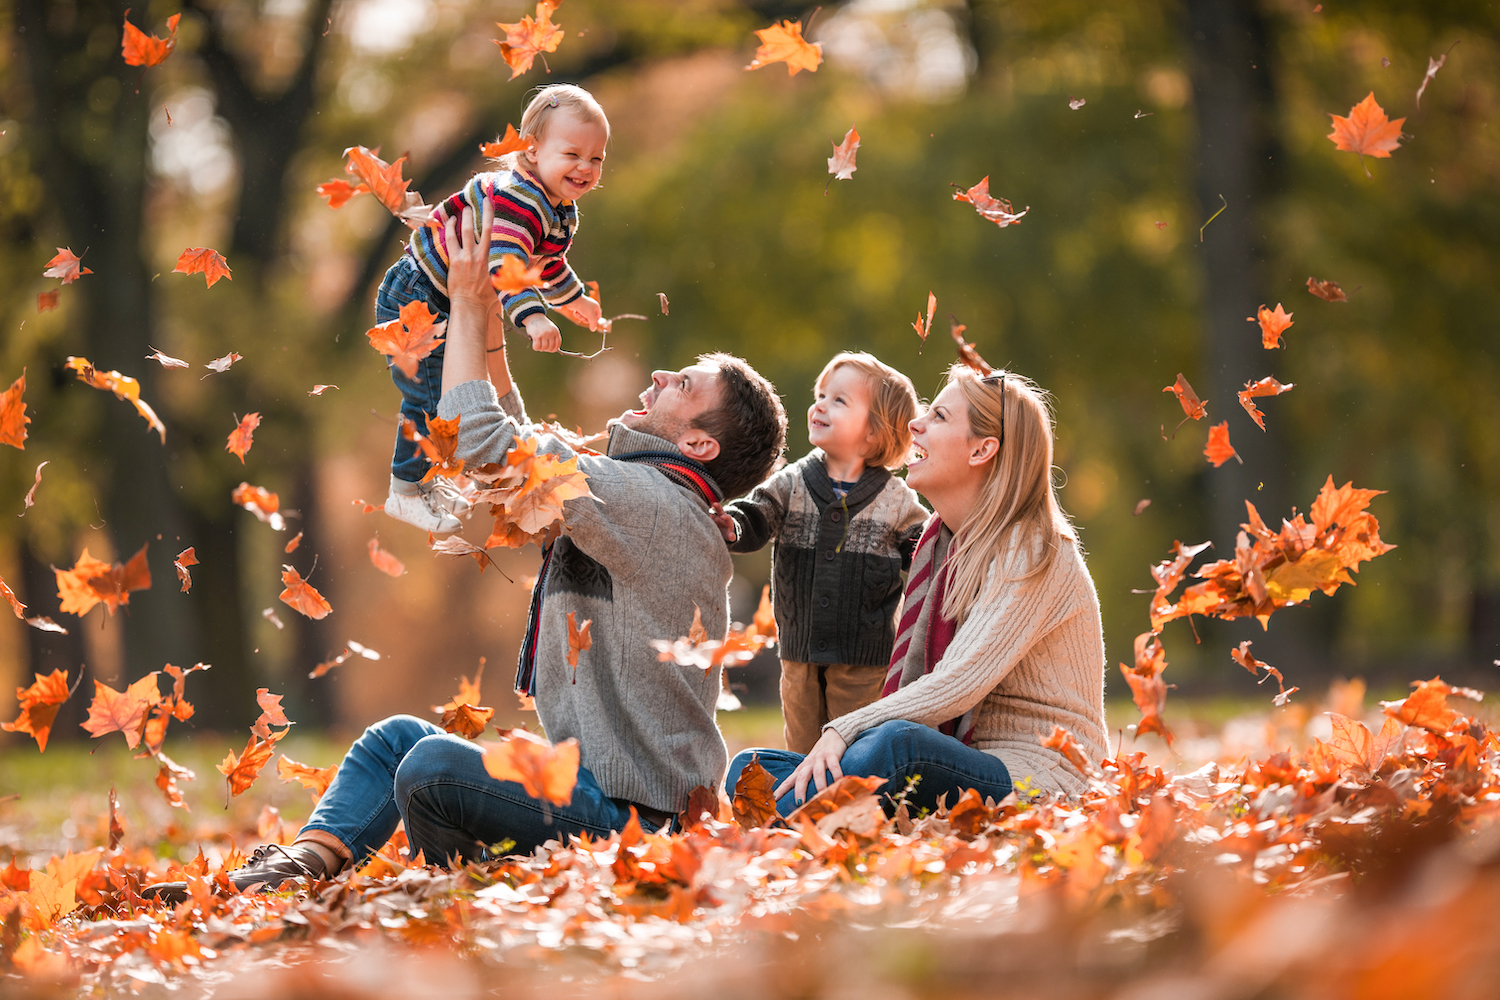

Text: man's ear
xmin=676 ymin=428 xmax=721 ymax=464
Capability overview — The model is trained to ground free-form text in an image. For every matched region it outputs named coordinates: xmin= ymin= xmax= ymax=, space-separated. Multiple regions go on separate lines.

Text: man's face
xmin=617 ymin=363 xmax=723 ymax=442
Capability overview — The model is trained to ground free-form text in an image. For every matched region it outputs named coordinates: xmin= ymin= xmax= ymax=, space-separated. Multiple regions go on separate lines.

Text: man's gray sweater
xmin=437 ymin=379 xmax=731 ymax=813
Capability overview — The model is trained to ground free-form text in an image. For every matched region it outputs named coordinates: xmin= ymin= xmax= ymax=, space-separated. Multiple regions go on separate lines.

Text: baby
xmin=377 ymin=84 xmax=608 ymax=532
xmin=719 ymin=352 xmax=929 ymax=754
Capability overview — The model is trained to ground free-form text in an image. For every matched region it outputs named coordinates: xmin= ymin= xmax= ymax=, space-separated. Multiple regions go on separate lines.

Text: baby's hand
xmin=523 ymin=314 xmax=562 ymax=353
xmin=710 ymin=506 xmax=737 ymax=543
xmin=559 ymin=295 xmax=603 ymax=332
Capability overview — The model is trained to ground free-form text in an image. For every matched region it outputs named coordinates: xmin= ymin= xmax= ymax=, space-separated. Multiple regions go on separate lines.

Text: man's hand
xmin=775 ymin=727 xmax=849 ymax=804
xmin=523 ymin=313 xmax=562 ymax=353
xmin=558 ymin=295 xmax=603 ymax=332
xmin=441 ymin=198 xmax=500 ymax=396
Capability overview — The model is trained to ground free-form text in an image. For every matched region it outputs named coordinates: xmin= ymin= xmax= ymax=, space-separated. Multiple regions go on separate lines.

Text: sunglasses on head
xmin=980 ymin=372 xmax=1007 ymax=448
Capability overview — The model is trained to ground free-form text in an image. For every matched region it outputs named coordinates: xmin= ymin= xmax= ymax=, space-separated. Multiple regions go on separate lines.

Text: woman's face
xmin=905 ymin=382 xmax=989 ymax=497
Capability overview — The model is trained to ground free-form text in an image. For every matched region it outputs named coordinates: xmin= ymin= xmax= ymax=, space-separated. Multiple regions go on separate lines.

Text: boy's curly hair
xmin=691 ymin=353 xmax=787 ymax=499
xmin=815 ymin=352 xmax=920 ymax=470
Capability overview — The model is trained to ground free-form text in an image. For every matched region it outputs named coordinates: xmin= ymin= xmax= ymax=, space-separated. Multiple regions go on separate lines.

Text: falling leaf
xmin=490 ymin=255 xmax=547 ymax=295
xmin=566 ymin=611 xmax=592 ymax=681
xmin=250 ymin=688 xmax=293 ymax=740
xmin=342 ymin=146 xmax=431 ymax=227
xmin=155 ymin=753 xmax=194 ymax=810
xmin=1415 ymin=53 xmax=1447 ymax=109
xmin=1382 ymin=676 xmax=1468 ymax=735
xmin=1134 ymin=499 xmax=1152 ymax=516
xmin=1162 ymin=373 xmax=1207 ymax=421
xmin=54 ymin=543 xmax=151 ymax=617
xmin=429 ymin=532 xmax=493 ymax=572
xmin=0 ymin=371 xmax=29 ymax=449
xmin=279 ymin=565 xmax=332 ymax=620
xmin=745 ymin=19 xmax=822 ymax=75
xmin=284 ymin=531 xmax=303 ymax=553
xmin=225 ymin=412 xmax=261 ymax=463
xmin=121 ymin=10 xmax=180 ymax=68
xmin=442 ymin=702 xmax=495 ymax=739
xmin=308 ymin=640 xmax=378 ymax=679
xmin=1154 ymin=220 xmax=1167 ymax=229
xmin=43 ymin=248 xmax=92 ymax=284
xmin=2 ymin=668 xmax=77 ymax=753
xmin=483 ymin=728 xmax=580 ymax=805
xmin=308 ymin=384 xmax=338 ymax=395
xmin=1119 ymin=632 xmax=1173 ymax=745
xmin=953 ymin=177 xmax=1029 ymax=227
xmin=732 ymin=755 xmax=778 ymax=830
xmin=495 ymin=0 xmax=565 ymax=80
xmin=204 ymin=352 xmax=243 ymax=375
xmin=218 ymin=730 xmax=286 ymax=798
xmin=19 ymin=460 xmax=48 ymax=515
xmin=262 ymin=607 xmax=285 ymax=630
xmin=368 ymin=537 xmax=406 ymax=577
xmin=26 ymin=617 xmax=67 ymax=634
xmin=146 ymin=348 xmax=190 ymax=368
xmin=912 ymin=292 xmax=936 ymax=342
xmin=1248 ymin=304 xmax=1294 ymax=349
xmin=1068 ymin=97 xmax=1086 ymax=109
xmin=37 ymin=290 xmax=59 ymax=312
xmin=481 ymin=124 xmax=532 ymax=158
xmin=1040 ymin=726 xmax=1091 ymax=773
xmin=316 ymin=178 xmax=368 ymax=209
xmin=174 ymin=247 xmax=233 ymax=288
xmin=949 ymin=317 xmax=993 ymax=376
xmin=367 ymin=300 xmax=446 ymax=379
xmin=233 ymin=482 xmax=285 ymax=530
xmin=658 ymin=292 xmax=670 ymax=315
xmin=277 ymin=755 xmax=339 ymax=802
xmin=1204 ymin=422 xmax=1240 ymax=468
xmin=173 ymin=547 xmax=198 ymax=593
xmin=434 ymin=658 xmax=486 ymax=713
xmin=2 ymin=575 xmax=25 ymax=619
xmin=1327 ymin=92 xmax=1406 ymax=176
xmin=1306 ymin=276 xmax=1348 ymax=302
xmin=827 ymin=125 xmax=860 ymax=181
xmin=64 ymin=357 xmax=166 ymax=443
xmin=1237 ymin=377 xmax=1295 ymax=431
xmin=1229 ymin=640 xmax=1293 ymax=700
xmin=80 ymin=673 xmax=161 ymax=749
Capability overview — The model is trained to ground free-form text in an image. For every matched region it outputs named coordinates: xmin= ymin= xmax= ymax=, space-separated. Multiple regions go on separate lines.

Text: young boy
xmin=718 ymin=352 xmax=929 ymax=754
xmin=377 ymin=84 xmax=609 ymax=532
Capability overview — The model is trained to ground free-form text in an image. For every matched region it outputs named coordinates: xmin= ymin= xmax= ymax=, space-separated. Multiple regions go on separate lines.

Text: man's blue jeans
xmin=375 ymin=256 xmax=450 ymax=484
xmin=300 ymin=715 xmax=652 ymax=866
xmin=726 ymin=719 xmax=1014 ymax=817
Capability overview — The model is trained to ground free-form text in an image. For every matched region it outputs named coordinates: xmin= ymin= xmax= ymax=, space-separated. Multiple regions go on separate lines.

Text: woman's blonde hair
xmin=814 ymin=352 xmax=919 ymax=471
xmin=489 ymin=84 xmax=610 ymax=168
xmin=938 ymin=364 xmax=1077 ymax=623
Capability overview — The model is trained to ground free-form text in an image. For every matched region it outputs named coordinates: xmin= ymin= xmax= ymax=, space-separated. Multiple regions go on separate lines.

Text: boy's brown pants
xmin=779 ymin=660 xmax=887 ymax=755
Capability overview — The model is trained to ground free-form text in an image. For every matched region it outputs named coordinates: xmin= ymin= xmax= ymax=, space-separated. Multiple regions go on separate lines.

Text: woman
xmin=727 ymin=366 xmax=1108 ymax=814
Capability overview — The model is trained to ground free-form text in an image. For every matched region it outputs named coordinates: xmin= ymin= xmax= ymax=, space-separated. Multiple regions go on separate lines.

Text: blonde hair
xmin=937 ymin=364 xmax=1078 ymax=623
xmin=489 ymin=84 xmax=610 ymax=168
xmin=814 ymin=352 xmax=919 ymax=471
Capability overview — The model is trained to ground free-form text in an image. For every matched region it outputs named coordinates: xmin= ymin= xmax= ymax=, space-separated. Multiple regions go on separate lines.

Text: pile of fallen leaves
xmin=4 ymin=676 xmax=1499 ymax=995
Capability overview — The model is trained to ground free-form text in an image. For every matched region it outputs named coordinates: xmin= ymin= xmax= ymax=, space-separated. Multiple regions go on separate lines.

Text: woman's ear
xmin=968 ymin=436 xmax=1000 ymax=468
xmin=676 ymin=428 xmax=721 ymax=464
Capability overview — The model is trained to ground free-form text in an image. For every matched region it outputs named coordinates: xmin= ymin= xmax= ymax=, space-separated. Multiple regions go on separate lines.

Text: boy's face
xmin=524 ymin=111 xmax=608 ymax=203
xmin=807 ymin=365 xmax=876 ymax=465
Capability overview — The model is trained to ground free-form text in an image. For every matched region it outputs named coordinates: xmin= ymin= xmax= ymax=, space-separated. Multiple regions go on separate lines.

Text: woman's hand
xmin=775 ymin=728 xmax=849 ymax=804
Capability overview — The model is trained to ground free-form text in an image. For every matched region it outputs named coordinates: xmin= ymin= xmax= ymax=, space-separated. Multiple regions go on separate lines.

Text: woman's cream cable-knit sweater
xmin=825 ymin=520 xmax=1110 ymax=796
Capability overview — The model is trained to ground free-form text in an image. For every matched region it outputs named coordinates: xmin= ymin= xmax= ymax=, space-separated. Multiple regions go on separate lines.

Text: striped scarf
xmin=880 ymin=517 xmax=976 ymax=745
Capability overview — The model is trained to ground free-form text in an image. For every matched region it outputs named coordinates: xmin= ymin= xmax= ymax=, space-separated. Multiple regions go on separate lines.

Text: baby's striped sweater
xmin=406 ymin=169 xmax=584 ymax=327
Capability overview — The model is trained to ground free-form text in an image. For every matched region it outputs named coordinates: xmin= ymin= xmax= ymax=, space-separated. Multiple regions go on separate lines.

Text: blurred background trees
xmin=1 ymin=0 xmax=1496 ymax=744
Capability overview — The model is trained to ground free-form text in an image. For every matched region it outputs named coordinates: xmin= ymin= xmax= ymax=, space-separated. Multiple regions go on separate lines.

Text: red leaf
xmin=121 ymin=10 xmax=181 ymax=68
xmin=490 ymin=255 xmax=547 ymax=295
xmin=1306 ymin=276 xmax=1348 ymax=302
xmin=277 ymin=755 xmax=339 ymax=802
xmin=225 ymin=412 xmax=260 ymax=463
xmin=37 ymin=290 xmax=59 ymax=313
xmin=218 ymin=731 xmax=285 ymax=798
xmin=912 ymin=292 xmax=936 ymax=343
xmin=566 ymin=611 xmax=592 ymax=680
xmin=731 ymin=755 xmax=778 ymax=830
xmin=2 ymin=668 xmax=77 ymax=753
xmin=173 ymin=547 xmax=198 ymax=593
xmin=367 ymin=537 xmax=406 ymax=577
xmin=0 ymin=371 xmax=29 ymax=450
xmin=483 ymin=728 xmax=580 ymax=805
xmin=316 ymin=178 xmax=368 ymax=209
xmin=55 ymin=543 xmax=152 ymax=617
xmin=80 ymin=673 xmax=161 ymax=749
xmin=43 ymin=248 xmax=93 ymax=285
xmin=1248 ymin=303 xmax=1294 ymax=349
xmin=342 ymin=146 xmax=431 ymax=226
xmin=953 ymin=176 xmax=1029 ymax=227
xmin=64 ymin=356 xmax=166 ymax=443
xmin=279 ymin=565 xmax=332 ymax=620
xmin=1327 ymin=92 xmax=1406 ymax=170
xmin=1237 ymin=377 xmax=1295 ymax=431
xmin=173 ymin=247 xmax=233 ymax=288
xmin=1204 ymin=422 xmax=1240 ymax=468
xmin=480 ymin=124 xmax=532 ymax=159
xmin=1162 ymin=373 xmax=1207 ymax=421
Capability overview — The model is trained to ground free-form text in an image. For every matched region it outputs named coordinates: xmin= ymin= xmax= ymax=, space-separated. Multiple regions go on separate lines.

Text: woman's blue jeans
xmin=301 ymin=715 xmax=652 ymax=866
xmin=726 ymin=719 xmax=1014 ymax=817
xmin=375 ymin=256 xmax=450 ymax=484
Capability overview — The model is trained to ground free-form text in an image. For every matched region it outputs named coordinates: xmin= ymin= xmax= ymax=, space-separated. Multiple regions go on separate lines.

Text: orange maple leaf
xmin=953 ymin=176 xmax=1029 ymax=227
xmin=745 ymin=19 xmax=822 ymax=75
xmin=155 ymin=753 xmax=195 ymax=811
xmin=37 ymin=290 xmax=60 ymax=312
xmin=1237 ymin=376 xmax=1295 ymax=431
xmin=284 ymin=531 xmax=302 ymax=553
xmin=173 ymin=247 xmax=233 ymax=288
xmin=1306 ymin=276 xmax=1348 ymax=302
xmin=368 ymin=300 xmax=447 ymax=380
xmin=0 ymin=370 xmax=29 ymax=450
xmin=948 ymin=318 xmax=994 ymax=376
xmin=218 ymin=730 xmax=286 ymax=797
xmin=429 ymin=532 xmax=493 ymax=572
xmin=481 ymin=123 xmax=532 ymax=159
xmin=277 ymin=754 xmax=339 ymax=802
xmin=1382 ymin=676 xmax=1470 ymax=735
xmin=1204 ymin=421 xmax=1240 ymax=468
xmin=1325 ymin=713 xmax=1404 ymax=774
xmin=342 ymin=146 xmax=431 ymax=227
xmin=413 ymin=413 xmax=465 ymax=483
xmin=0 ymin=573 xmax=23 ymax=619
xmin=827 ymin=125 xmax=860 ymax=181
xmin=279 ymin=565 xmax=331 ymax=620
xmin=1328 ymin=92 xmax=1405 ymax=176
xmin=55 ymin=543 xmax=152 ymax=617
xmin=173 ymin=546 xmax=198 ymax=593
xmin=495 ymin=1 xmax=565 ymax=80
xmin=912 ymin=292 xmax=936 ymax=343
xmin=21 ymin=870 xmax=79 ymax=931
xmin=316 ymin=178 xmax=368 ymax=209
xmin=225 ymin=411 xmax=261 ymax=463
xmin=232 ymin=482 xmax=286 ymax=530
xmin=750 ymin=583 xmax=776 ymax=640
xmin=731 ymin=754 xmax=778 ymax=830
xmin=121 ymin=10 xmax=181 ymax=68
xmin=368 ymin=537 xmax=406 ymax=577
xmin=483 ymin=728 xmax=580 ymax=805
xmin=43 ymin=248 xmax=93 ymax=284
xmin=1162 ymin=373 xmax=1207 ymax=422
xmin=80 ymin=673 xmax=162 ymax=750
xmin=434 ymin=658 xmax=486 ymax=713
xmin=1040 ymin=726 xmax=1092 ymax=773
xmin=64 ymin=356 xmax=166 ymax=443
xmin=2 ymin=668 xmax=77 ymax=753
xmin=566 ymin=611 xmax=592 ymax=680
xmin=491 ymin=254 xmax=547 ymax=295
xmin=1248 ymin=303 xmax=1294 ymax=349
xmin=1119 ymin=632 xmax=1173 ymax=745
xmin=442 ymin=702 xmax=495 ymax=739
xmin=1229 ymin=640 xmax=1297 ymax=703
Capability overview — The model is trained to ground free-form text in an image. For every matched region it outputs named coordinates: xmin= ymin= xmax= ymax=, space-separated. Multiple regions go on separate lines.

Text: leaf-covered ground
xmin=4 ymin=681 xmax=1500 ymax=999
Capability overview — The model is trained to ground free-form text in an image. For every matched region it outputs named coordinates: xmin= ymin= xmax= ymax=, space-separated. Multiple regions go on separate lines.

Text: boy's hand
xmin=523 ymin=314 xmax=562 ymax=352
xmin=710 ymin=508 xmax=737 ymax=543
xmin=559 ymin=295 xmax=603 ymax=332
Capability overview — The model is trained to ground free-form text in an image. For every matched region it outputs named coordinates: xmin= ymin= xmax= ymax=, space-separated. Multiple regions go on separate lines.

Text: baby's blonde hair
xmin=488 ymin=84 xmax=610 ymax=168
xmin=814 ymin=352 xmax=920 ymax=471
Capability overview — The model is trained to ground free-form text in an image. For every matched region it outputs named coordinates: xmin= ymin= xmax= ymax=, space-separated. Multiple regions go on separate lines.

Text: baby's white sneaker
xmin=427 ymin=476 xmax=474 ymax=517
xmin=385 ymin=476 xmax=461 ymax=534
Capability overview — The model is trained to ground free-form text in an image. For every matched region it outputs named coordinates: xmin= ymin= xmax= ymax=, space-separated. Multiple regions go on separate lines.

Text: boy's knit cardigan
xmin=724 ymin=451 xmax=929 ymax=668
xmin=828 ymin=519 xmax=1110 ymax=795
xmin=439 ymin=378 xmax=731 ymax=814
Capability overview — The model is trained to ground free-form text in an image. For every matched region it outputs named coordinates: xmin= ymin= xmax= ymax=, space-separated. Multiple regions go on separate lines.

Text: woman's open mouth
xmin=908 ymin=443 xmax=928 ymax=465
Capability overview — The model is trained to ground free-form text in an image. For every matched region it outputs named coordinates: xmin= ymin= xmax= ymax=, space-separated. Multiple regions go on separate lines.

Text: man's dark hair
xmin=692 ymin=352 xmax=787 ymax=499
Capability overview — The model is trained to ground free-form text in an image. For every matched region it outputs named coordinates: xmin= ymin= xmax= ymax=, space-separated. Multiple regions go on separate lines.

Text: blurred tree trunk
xmin=15 ymin=0 xmax=199 ymax=684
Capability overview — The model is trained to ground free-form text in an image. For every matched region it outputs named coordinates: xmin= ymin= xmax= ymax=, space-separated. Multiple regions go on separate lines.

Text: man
xmin=149 ymin=199 xmax=786 ymax=899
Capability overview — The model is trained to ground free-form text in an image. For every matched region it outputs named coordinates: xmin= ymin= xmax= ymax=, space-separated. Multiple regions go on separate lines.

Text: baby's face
xmin=526 ymin=112 xmax=608 ymax=203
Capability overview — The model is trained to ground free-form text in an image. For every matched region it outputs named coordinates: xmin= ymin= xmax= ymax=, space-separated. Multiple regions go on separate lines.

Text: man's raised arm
xmin=442 ymin=198 xmax=513 ymax=399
